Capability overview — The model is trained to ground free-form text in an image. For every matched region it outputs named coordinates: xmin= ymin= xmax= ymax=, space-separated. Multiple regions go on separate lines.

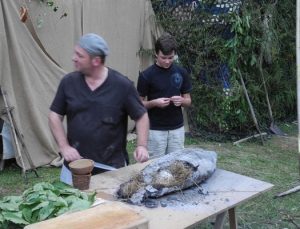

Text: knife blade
xmin=93 ymin=161 xmax=117 ymax=171
xmin=71 ymin=142 xmax=117 ymax=171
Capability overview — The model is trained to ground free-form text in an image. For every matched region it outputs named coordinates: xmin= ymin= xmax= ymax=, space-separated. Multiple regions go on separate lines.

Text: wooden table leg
xmin=214 ymin=207 xmax=237 ymax=229
xmin=228 ymin=208 xmax=237 ymax=229
xmin=0 ymin=158 xmax=4 ymax=171
xmin=214 ymin=211 xmax=226 ymax=229
xmin=0 ymin=152 xmax=4 ymax=171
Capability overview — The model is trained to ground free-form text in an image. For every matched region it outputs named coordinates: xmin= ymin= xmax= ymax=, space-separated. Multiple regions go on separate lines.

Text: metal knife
xmin=93 ymin=161 xmax=117 ymax=171
xmin=72 ymin=142 xmax=116 ymax=171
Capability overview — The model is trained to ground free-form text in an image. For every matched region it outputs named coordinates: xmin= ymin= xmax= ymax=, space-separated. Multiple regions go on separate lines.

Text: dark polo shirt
xmin=50 ymin=69 xmax=146 ymax=174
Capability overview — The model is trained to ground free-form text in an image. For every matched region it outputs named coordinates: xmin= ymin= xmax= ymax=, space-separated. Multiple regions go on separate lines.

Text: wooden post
xmin=228 ymin=208 xmax=238 ymax=229
xmin=238 ymin=71 xmax=264 ymax=145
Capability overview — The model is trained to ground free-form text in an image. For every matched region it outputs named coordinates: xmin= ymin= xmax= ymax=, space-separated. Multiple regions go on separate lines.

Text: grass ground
xmin=188 ymin=123 xmax=300 ymax=229
xmin=0 ymin=122 xmax=299 ymax=228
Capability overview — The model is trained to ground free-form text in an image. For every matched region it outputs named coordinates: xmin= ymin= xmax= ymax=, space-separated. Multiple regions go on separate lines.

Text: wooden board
xmin=24 ymin=201 xmax=148 ymax=229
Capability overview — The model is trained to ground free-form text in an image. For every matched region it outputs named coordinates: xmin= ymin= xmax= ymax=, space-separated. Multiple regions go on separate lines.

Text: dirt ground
xmin=272 ymin=135 xmax=298 ymax=151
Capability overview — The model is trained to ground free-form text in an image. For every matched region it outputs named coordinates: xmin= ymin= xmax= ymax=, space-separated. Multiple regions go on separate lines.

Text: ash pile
xmin=117 ymin=148 xmax=217 ymax=207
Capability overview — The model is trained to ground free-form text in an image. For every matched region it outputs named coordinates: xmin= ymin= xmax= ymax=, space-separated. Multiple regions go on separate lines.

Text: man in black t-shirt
xmin=49 ymin=33 xmax=149 ymax=184
xmin=137 ymin=33 xmax=192 ymax=158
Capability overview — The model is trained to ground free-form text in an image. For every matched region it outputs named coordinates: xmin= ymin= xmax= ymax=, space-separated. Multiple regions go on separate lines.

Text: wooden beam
xmin=233 ymin=133 xmax=267 ymax=145
xmin=274 ymin=185 xmax=300 ymax=198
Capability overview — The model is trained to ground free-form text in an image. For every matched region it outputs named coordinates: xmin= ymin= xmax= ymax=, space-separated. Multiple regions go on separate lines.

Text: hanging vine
xmin=19 ymin=0 xmax=67 ymax=26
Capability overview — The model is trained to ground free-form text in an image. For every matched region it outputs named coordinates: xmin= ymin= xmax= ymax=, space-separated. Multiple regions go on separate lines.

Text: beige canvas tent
xmin=0 ymin=0 xmax=161 ymax=170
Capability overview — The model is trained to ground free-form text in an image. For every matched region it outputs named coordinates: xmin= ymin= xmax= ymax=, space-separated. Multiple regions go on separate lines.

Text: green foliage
xmin=151 ymin=0 xmax=296 ymax=139
xmin=39 ymin=0 xmax=59 ymax=12
xmin=0 ymin=181 xmax=96 ymax=228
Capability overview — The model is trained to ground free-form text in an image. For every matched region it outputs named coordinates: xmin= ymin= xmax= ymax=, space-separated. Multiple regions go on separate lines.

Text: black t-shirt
xmin=137 ymin=63 xmax=192 ymax=130
xmin=50 ymin=69 xmax=146 ymax=170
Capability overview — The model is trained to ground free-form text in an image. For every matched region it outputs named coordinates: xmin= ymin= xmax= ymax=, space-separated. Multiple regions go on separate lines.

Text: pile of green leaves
xmin=0 ymin=182 xmax=96 ymax=228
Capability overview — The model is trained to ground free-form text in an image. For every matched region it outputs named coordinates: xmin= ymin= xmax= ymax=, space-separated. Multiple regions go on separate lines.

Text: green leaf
xmin=31 ymin=201 xmax=49 ymax=212
xmin=39 ymin=190 xmax=58 ymax=202
xmin=250 ymin=55 xmax=257 ymax=66
xmin=51 ymin=197 xmax=68 ymax=208
xmin=23 ymin=192 xmax=41 ymax=204
xmin=30 ymin=209 xmax=39 ymax=223
xmin=244 ymin=36 xmax=252 ymax=47
xmin=52 ymin=181 xmax=72 ymax=190
xmin=0 ymin=213 xmax=5 ymax=223
xmin=47 ymin=1 xmax=54 ymax=7
xmin=0 ymin=220 xmax=9 ymax=229
xmin=2 ymin=211 xmax=29 ymax=225
xmin=0 ymin=202 xmax=20 ymax=211
xmin=79 ymin=192 xmax=89 ymax=201
xmin=38 ymin=204 xmax=55 ymax=221
xmin=22 ymin=188 xmax=35 ymax=197
xmin=68 ymin=199 xmax=91 ymax=213
xmin=33 ymin=182 xmax=54 ymax=192
xmin=55 ymin=206 xmax=69 ymax=217
xmin=64 ymin=195 xmax=78 ymax=205
xmin=1 ymin=196 xmax=22 ymax=204
xmin=245 ymin=15 xmax=251 ymax=28
xmin=87 ymin=192 xmax=96 ymax=203
xmin=59 ymin=188 xmax=81 ymax=196
xmin=22 ymin=208 xmax=33 ymax=223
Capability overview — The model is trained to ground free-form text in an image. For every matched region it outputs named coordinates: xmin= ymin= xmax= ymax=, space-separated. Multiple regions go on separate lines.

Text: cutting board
xmin=24 ymin=201 xmax=148 ymax=229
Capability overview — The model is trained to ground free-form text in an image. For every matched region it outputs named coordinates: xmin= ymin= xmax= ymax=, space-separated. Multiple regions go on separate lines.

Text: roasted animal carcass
xmin=117 ymin=148 xmax=217 ymax=205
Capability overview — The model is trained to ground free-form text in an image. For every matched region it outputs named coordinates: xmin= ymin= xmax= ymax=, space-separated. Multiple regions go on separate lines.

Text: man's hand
xmin=170 ymin=95 xmax=184 ymax=106
xmin=134 ymin=145 xmax=149 ymax=163
xmin=49 ymin=111 xmax=82 ymax=162
xmin=60 ymin=145 xmax=82 ymax=162
xmin=154 ymin=98 xmax=171 ymax=108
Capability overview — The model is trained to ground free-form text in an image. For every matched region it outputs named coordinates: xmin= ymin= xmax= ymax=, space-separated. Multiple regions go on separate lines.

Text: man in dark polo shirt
xmin=49 ymin=33 xmax=149 ymax=184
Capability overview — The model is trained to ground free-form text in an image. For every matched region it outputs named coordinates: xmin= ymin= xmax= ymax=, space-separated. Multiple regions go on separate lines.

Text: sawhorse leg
xmin=228 ymin=208 xmax=237 ymax=229
xmin=214 ymin=208 xmax=237 ymax=229
xmin=214 ymin=211 xmax=226 ymax=229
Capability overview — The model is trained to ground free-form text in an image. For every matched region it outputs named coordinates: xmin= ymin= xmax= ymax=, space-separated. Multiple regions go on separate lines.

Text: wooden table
xmin=89 ymin=162 xmax=273 ymax=229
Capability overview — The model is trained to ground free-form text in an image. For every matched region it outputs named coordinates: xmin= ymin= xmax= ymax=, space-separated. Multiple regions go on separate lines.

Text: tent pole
xmin=11 ymin=116 xmax=39 ymax=178
xmin=1 ymin=87 xmax=39 ymax=181
xmin=1 ymin=87 xmax=27 ymax=178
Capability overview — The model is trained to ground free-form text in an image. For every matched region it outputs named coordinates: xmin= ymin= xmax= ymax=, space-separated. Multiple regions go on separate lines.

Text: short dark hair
xmin=155 ymin=33 xmax=177 ymax=55
xmin=90 ymin=54 xmax=106 ymax=64
xmin=99 ymin=55 xmax=106 ymax=64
